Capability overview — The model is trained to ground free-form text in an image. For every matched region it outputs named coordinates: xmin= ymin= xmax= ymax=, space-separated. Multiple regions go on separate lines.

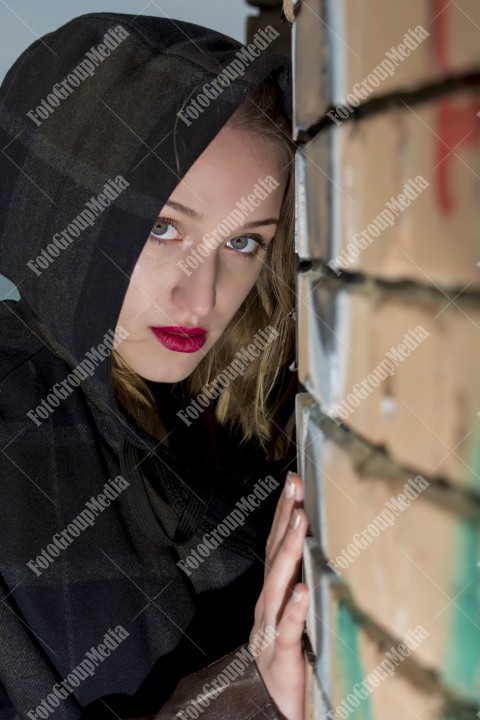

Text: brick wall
xmin=284 ymin=1 xmax=480 ymax=718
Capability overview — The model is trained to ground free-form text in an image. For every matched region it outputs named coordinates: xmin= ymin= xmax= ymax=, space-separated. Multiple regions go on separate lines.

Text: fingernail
xmin=285 ymin=477 xmax=295 ymax=499
xmin=289 ymin=509 xmax=301 ymax=531
xmin=293 ymin=586 xmax=303 ymax=603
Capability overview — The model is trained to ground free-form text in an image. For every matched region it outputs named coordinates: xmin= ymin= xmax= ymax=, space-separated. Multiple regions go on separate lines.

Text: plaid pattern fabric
xmin=0 ymin=12 xmax=292 ymax=719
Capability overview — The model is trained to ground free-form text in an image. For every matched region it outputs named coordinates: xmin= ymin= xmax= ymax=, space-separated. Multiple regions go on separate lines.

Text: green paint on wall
xmin=469 ymin=423 xmax=480 ymax=493
xmin=444 ymin=425 xmax=480 ymax=701
xmin=335 ymin=601 xmax=374 ymax=720
xmin=444 ymin=517 xmax=480 ymax=703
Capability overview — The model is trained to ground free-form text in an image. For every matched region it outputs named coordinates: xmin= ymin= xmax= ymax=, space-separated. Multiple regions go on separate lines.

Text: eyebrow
xmin=164 ymin=200 xmax=279 ymax=229
xmin=165 ymin=200 xmax=203 ymax=219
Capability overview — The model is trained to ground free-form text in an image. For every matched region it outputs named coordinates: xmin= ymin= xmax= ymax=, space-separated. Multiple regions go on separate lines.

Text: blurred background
xmin=0 ymin=0 xmax=252 ymax=80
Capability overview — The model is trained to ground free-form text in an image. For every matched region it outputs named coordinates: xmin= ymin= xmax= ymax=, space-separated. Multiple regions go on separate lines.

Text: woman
xmin=0 ymin=11 xmax=308 ymax=720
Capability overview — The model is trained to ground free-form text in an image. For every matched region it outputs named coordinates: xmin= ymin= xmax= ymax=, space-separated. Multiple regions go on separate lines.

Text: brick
xmin=306 ymin=570 xmax=338 ymax=704
xmin=298 ymin=273 xmax=480 ymax=491
xmin=327 ymin=593 xmax=446 ymax=719
xmin=292 ymin=0 xmax=331 ymax=133
xmin=293 ymin=0 xmax=480 ymax=135
xmin=297 ymin=269 xmax=384 ymax=434
xmin=302 ymin=536 xmax=325 ymax=657
xmin=318 ymin=434 xmax=480 ymax=704
xmin=296 ymin=392 xmax=325 ymax=542
xmin=304 ymin=648 xmax=330 ymax=720
xmin=297 ymin=268 xmax=332 ymax=413
xmin=304 ymin=570 xmax=443 ymax=713
xmin=370 ymin=295 xmax=480 ymax=489
xmin=295 ymin=137 xmax=331 ymax=261
xmin=298 ymin=90 xmax=480 ymax=290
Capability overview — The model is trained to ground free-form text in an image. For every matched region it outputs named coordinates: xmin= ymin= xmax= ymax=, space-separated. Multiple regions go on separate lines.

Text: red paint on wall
xmin=432 ymin=0 xmax=480 ymax=213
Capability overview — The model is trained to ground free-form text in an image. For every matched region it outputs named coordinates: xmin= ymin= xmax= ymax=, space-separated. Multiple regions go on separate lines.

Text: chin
xmin=115 ymin=343 xmax=202 ymax=382
xmin=148 ymin=370 xmax=195 ymax=383
xmin=133 ymin=361 xmax=198 ymax=384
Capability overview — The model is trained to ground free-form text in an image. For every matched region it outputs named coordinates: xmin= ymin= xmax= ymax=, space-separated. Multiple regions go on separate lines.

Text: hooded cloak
xmin=0 ymin=12 xmax=293 ymax=719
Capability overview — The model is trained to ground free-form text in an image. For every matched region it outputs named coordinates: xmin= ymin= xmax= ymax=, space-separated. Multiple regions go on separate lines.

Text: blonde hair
xmin=112 ymin=79 xmax=297 ymax=460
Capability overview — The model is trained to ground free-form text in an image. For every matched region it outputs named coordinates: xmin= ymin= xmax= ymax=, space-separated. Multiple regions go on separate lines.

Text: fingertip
xmin=286 ymin=471 xmax=304 ymax=502
xmin=284 ymin=473 xmax=296 ymax=499
xmin=275 ymin=586 xmax=309 ymax=649
xmin=292 ymin=583 xmax=309 ymax=606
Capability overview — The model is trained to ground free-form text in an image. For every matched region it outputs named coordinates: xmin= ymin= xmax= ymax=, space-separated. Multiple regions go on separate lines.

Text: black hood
xmin=0 ymin=11 xmax=292 ymax=448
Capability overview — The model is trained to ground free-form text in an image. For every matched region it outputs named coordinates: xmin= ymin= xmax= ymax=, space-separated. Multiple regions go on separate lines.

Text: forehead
xmin=170 ymin=125 xmax=286 ymax=217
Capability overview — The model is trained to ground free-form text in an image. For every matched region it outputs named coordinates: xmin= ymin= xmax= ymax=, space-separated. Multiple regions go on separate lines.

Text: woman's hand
xmin=249 ymin=471 xmax=309 ymax=720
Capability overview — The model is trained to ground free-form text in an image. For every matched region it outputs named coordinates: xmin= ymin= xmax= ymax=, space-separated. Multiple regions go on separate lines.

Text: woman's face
xmin=115 ymin=122 xmax=287 ymax=383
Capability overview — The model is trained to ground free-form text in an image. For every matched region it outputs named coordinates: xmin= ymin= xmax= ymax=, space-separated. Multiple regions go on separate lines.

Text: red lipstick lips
xmin=150 ymin=326 xmax=207 ymax=353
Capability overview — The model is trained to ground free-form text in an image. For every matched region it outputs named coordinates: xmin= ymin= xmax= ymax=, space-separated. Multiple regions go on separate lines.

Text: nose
xmin=171 ymin=247 xmax=218 ymax=318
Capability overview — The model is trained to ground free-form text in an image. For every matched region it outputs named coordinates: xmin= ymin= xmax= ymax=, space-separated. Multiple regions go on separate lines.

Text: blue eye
xmin=150 ymin=218 xmax=179 ymax=241
xmin=226 ymin=236 xmax=268 ymax=256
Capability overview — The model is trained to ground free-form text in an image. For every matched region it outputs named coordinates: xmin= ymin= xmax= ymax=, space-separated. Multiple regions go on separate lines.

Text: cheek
xmin=117 ymin=273 xmax=151 ymax=325
xmin=220 ymin=263 xmax=263 ymax=318
xmin=131 ymin=251 xmax=172 ymax=285
xmin=123 ymin=256 xmax=174 ymax=310
xmin=117 ymin=284 xmax=139 ymax=326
